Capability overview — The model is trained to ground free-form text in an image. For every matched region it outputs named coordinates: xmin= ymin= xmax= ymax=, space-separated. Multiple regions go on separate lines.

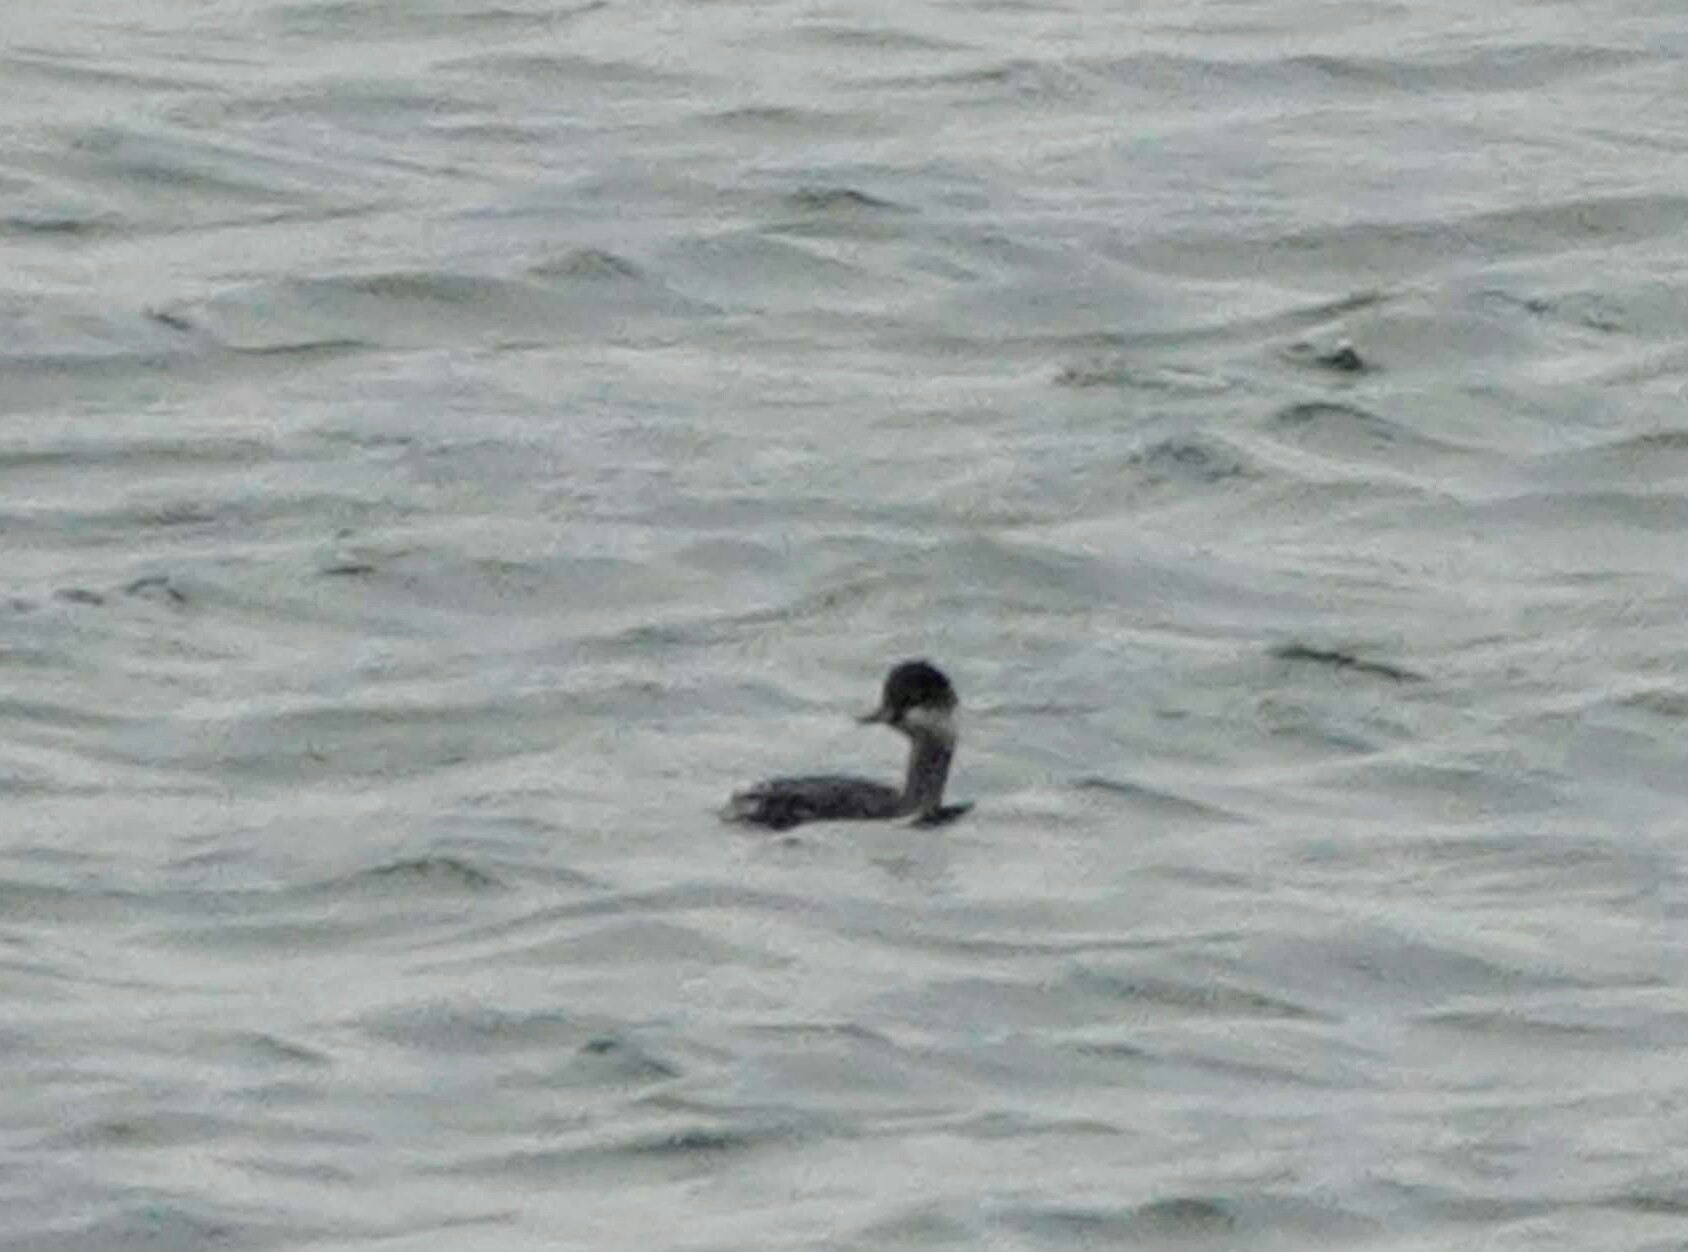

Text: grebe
xmin=723 ymin=660 xmax=971 ymax=831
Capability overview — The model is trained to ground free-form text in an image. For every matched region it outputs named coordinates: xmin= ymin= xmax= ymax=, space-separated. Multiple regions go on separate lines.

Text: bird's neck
xmin=899 ymin=730 xmax=954 ymax=818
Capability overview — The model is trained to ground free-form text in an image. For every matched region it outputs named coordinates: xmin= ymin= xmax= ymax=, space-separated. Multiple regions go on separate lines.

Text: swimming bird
xmin=723 ymin=659 xmax=972 ymax=831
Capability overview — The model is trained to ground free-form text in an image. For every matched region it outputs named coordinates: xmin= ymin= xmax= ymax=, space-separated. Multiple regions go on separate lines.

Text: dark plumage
xmin=869 ymin=659 xmax=956 ymax=722
xmin=723 ymin=660 xmax=971 ymax=831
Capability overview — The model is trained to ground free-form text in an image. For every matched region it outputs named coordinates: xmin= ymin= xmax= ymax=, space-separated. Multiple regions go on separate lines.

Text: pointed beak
xmin=858 ymin=704 xmax=892 ymax=726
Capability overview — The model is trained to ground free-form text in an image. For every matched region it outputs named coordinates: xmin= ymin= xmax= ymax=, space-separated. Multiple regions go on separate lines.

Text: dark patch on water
xmin=1285 ymin=336 xmax=1370 ymax=372
xmin=125 ymin=574 xmax=188 ymax=605
xmin=797 ymin=24 xmax=966 ymax=53
xmin=1600 ymin=1188 xmax=1688 ymax=1216
xmin=272 ymin=0 xmax=602 ymax=39
xmin=1270 ymin=642 xmax=1424 ymax=683
xmin=145 ymin=307 xmax=195 ymax=333
xmin=706 ymin=104 xmax=845 ymax=129
xmin=1073 ymin=966 xmax=1329 ymax=1021
xmin=1126 ymin=435 xmax=1255 ymax=486
xmin=853 ymin=1202 xmax=977 ymax=1245
xmin=216 ymin=1030 xmax=333 ymax=1068
xmin=1270 ymin=399 xmax=1396 ymax=437
xmin=1415 ymin=1007 xmax=1614 ymax=1041
xmin=5 ymin=1198 xmax=274 ymax=1252
xmin=53 ymin=586 xmax=106 ymax=606
xmin=1622 ymin=688 xmax=1688 ymax=718
xmin=570 ymin=1035 xmax=683 ymax=1083
xmin=1479 ymin=286 xmax=1626 ymax=333
xmin=627 ymin=1124 xmax=785 ymax=1159
xmin=784 ymin=185 xmax=902 ymax=213
xmin=529 ymin=247 xmax=645 ymax=281
xmin=998 ymin=1195 xmax=1235 ymax=1243
xmin=0 ymin=213 xmax=115 ymax=237
xmin=1132 ymin=1195 xmax=1237 ymax=1232
xmin=1072 ymin=777 xmax=1244 ymax=822
xmin=48 ymin=1109 xmax=238 ymax=1150
xmin=910 ymin=802 xmax=974 ymax=828
xmin=236 ymin=337 xmax=370 ymax=357
xmin=342 ymin=856 xmax=504 ymax=893
xmin=1052 ymin=361 xmax=1233 ymax=392
xmin=363 ymin=1003 xmax=587 ymax=1052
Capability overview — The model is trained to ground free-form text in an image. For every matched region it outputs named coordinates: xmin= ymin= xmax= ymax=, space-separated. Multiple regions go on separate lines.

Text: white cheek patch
xmin=901 ymin=705 xmax=957 ymax=742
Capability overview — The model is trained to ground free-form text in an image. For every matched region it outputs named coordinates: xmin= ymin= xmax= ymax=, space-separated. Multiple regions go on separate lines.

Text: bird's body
xmin=723 ymin=660 xmax=970 ymax=831
xmin=725 ymin=774 xmax=903 ymax=831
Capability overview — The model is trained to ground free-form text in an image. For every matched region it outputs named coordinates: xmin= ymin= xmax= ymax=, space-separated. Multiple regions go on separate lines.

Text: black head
xmin=859 ymin=659 xmax=958 ymax=730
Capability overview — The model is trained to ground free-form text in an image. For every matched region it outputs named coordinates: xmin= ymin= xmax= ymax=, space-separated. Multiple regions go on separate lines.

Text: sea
xmin=4 ymin=1 xmax=1688 ymax=1248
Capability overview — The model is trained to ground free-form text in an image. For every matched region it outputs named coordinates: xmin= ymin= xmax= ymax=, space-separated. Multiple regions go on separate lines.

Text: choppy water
xmin=5 ymin=1 xmax=1688 ymax=1248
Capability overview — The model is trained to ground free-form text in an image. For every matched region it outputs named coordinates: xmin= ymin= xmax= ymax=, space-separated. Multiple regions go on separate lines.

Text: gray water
xmin=5 ymin=1 xmax=1688 ymax=1248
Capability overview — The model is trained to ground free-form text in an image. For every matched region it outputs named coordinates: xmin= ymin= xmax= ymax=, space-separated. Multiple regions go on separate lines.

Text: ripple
xmin=782 ymin=185 xmax=904 ymax=214
xmin=1269 ymin=642 xmax=1425 ymax=683
xmin=336 ymin=856 xmax=504 ymax=895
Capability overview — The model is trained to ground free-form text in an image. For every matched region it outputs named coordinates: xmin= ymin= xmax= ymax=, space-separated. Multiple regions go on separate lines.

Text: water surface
xmin=4 ymin=1 xmax=1688 ymax=1248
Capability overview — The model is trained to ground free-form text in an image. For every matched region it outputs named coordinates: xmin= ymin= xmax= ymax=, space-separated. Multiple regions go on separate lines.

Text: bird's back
xmin=722 ymin=774 xmax=902 ymax=831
